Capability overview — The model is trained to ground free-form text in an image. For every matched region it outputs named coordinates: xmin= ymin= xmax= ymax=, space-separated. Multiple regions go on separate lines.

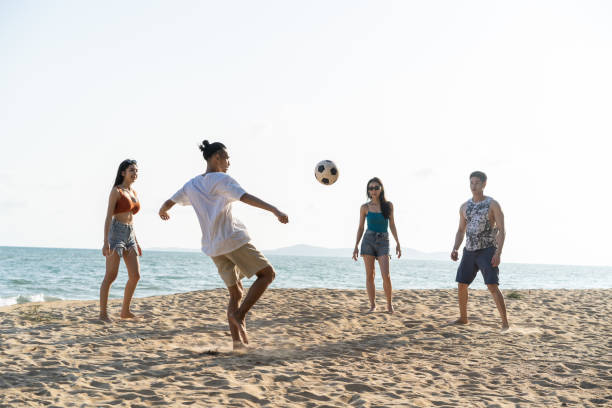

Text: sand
xmin=0 ymin=288 xmax=610 ymax=407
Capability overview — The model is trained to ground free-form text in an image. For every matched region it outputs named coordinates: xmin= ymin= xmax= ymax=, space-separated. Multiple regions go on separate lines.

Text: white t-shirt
xmin=170 ymin=172 xmax=250 ymax=256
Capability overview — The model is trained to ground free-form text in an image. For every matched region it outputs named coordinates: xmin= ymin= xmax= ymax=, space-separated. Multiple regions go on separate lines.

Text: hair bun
xmin=198 ymin=140 xmax=210 ymax=153
xmin=198 ymin=140 xmax=226 ymax=160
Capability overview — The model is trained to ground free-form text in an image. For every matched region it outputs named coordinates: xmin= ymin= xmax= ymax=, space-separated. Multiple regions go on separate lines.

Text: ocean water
xmin=1 ymin=246 xmax=611 ymax=307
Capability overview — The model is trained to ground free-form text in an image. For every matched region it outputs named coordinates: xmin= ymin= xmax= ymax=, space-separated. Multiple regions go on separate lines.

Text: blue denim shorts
xmin=360 ymin=230 xmax=390 ymax=257
xmin=109 ymin=219 xmax=137 ymax=258
xmin=456 ymin=246 xmax=499 ymax=285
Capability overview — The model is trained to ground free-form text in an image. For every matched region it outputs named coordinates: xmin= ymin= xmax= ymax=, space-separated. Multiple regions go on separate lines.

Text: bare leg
xmin=229 ymin=266 xmax=276 ymax=344
xmin=120 ymin=249 xmax=140 ymax=319
xmin=99 ymin=252 xmax=120 ymax=322
xmin=377 ymin=255 xmax=393 ymax=313
xmin=236 ymin=279 xmax=245 ymax=331
xmin=363 ymin=255 xmax=376 ymax=312
xmin=227 ymin=283 xmax=245 ymax=349
xmin=455 ymin=283 xmax=469 ymax=324
xmin=487 ymin=284 xmax=509 ymax=330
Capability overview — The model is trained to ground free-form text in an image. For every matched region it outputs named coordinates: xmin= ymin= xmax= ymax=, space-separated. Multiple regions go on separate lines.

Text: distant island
xmin=146 ymin=247 xmax=201 ymax=253
xmin=263 ymin=244 xmax=448 ymax=260
xmin=147 ymin=244 xmax=449 ymax=261
xmin=147 ymin=244 xmax=449 ymax=260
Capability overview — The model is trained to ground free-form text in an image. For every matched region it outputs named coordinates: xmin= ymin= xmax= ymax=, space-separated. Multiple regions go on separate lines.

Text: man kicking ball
xmin=159 ymin=140 xmax=289 ymax=349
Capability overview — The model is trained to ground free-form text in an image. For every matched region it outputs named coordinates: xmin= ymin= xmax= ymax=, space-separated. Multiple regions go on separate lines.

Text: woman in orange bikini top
xmin=114 ymin=187 xmax=141 ymax=216
xmin=99 ymin=159 xmax=142 ymax=322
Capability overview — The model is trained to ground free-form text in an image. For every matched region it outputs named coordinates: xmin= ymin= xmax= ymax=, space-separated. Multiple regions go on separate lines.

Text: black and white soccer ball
xmin=314 ymin=160 xmax=339 ymax=185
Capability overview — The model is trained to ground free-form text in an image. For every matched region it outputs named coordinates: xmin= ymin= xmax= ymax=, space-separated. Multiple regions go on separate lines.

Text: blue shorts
xmin=109 ymin=219 xmax=137 ymax=258
xmin=360 ymin=230 xmax=390 ymax=258
xmin=456 ymin=246 xmax=499 ymax=285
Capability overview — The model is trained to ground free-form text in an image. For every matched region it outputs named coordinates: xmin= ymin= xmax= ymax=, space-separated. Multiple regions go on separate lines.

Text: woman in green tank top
xmin=352 ymin=177 xmax=402 ymax=313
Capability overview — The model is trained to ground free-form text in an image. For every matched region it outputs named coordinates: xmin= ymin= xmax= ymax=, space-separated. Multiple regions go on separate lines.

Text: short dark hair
xmin=198 ymin=140 xmax=226 ymax=161
xmin=469 ymin=171 xmax=487 ymax=182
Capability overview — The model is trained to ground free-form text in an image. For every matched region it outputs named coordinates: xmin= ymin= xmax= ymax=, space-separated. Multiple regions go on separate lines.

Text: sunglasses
xmin=368 ymin=185 xmax=381 ymax=191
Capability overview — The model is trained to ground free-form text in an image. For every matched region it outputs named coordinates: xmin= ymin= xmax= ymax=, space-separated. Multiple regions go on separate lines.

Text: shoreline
xmin=1 ymin=288 xmax=610 ymax=406
xmin=1 ymin=287 xmax=610 ymax=309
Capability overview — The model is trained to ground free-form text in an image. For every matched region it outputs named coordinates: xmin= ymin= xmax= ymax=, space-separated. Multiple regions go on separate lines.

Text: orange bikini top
xmin=114 ymin=188 xmax=140 ymax=215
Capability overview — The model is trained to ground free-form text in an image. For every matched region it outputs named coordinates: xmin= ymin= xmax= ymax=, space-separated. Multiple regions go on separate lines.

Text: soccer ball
xmin=314 ymin=160 xmax=339 ymax=185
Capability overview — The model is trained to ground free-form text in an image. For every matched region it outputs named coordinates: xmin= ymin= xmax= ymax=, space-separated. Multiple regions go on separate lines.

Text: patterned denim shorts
xmin=109 ymin=219 xmax=137 ymax=257
xmin=360 ymin=230 xmax=390 ymax=257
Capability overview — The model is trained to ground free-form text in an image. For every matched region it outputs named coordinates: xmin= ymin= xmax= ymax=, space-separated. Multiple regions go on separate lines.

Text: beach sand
xmin=0 ymin=289 xmax=610 ymax=407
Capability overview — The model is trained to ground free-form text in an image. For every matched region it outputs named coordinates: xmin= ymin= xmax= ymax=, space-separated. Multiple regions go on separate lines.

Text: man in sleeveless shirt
xmin=450 ymin=171 xmax=509 ymax=330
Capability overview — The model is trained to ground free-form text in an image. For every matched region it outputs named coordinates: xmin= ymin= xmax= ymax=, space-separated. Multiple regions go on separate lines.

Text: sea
xmin=1 ymin=246 xmax=611 ymax=307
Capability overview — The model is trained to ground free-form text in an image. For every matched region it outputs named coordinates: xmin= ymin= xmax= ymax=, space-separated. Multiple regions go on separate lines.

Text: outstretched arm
xmin=159 ymin=199 xmax=176 ymax=221
xmin=490 ymin=200 xmax=505 ymax=267
xmin=451 ymin=204 xmax=467 ymax=261
xmin=240 ymin=193 xmax=288 ymax=223
xmin=388 ymin=202 xmax=402 ymax=259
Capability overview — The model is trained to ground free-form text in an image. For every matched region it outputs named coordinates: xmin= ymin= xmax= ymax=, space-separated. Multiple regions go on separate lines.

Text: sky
xmin=1 ymin=1 xmax=611 ymax=266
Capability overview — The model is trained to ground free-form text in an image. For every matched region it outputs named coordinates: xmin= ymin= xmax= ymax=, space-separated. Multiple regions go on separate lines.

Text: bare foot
xmin=229 ymin=313 xmax=249 ymax=344
xmin=99 ymin=314 xmax=112 ymax=323
xmin=232 ymin=341 xmax=249 ymax=352
xmin=501 ymin=323 xmax=510 ymax=331
xmin=453 ymin=318 xmax=469 ymax=325
xmin=367 ymin=305 xmax=377 ymax=313
xmin=387 ymin=304 xmax=394 ymax=314
xmin=120 ymin=311 xmax=138 ymax=319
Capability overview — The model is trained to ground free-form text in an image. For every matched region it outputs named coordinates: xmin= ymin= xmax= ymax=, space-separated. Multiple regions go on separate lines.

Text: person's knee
xmin=103 ymin=273 xmax=118 ymax=285
xmin=486 ymin=284 xmax=499 ymax=293
xmin=267 ymin=267 xmax=276 ymax=283
xmin=130 ymin=272 xmax=140 ymax=283
xmin=257 ymin=266 xmax=275 ymax=284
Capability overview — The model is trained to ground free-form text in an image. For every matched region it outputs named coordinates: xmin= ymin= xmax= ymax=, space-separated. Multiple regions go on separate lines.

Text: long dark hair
xmin=199 ymin=140 xmax=226 ymax=160
xmin=113 ymin=159 xmax=137 ymax=187
xmin=366 ymin=177 xmax=391 ymax=219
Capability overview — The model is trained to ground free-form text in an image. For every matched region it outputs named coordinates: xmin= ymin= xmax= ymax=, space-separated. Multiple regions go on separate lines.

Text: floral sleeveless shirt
xmin=464 ymin=197 xmax=497 ymax=251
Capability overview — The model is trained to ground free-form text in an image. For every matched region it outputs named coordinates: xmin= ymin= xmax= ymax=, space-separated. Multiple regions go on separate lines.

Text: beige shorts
xmin=211 ymin=243 xmax=272 ymax=287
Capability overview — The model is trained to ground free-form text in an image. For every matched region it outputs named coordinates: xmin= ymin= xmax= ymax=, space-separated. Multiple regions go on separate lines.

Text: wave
xmin=0 ymin=293 xmax=64 ymax=307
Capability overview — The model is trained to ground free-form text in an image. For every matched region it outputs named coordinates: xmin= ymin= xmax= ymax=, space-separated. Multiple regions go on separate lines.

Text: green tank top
xmin=366 ymin=212 xmax=388 ymax=233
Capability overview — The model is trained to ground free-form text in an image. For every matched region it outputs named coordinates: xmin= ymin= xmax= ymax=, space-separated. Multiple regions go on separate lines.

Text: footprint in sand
xmin=228 ymin=391 xmax=266 ymax=404
xmin=503 ymin=326 xmax=539 ymax=335
xmin=345 ymin=383 xmax=376 ymax=393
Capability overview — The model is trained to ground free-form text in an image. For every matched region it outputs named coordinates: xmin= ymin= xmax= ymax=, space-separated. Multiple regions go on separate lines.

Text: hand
xmin=492 ymin=252 xmax=501 ymax=267
xmin=102 ymin=242 xmax=110 ymax=257
xmin=451 ymin=249 xmax=459 ymax=261
xmin=159 ymin=209 xmax=170 ymax=220
xmin=274 ymin=210 xmax=289 ymax=224
xmin=396 ymin=244 xmax=402 ymax=259
xmin=352 ymin=247 xmax=359 ymax=261
xmin=137 ymin=243 xmax=143 ymax=256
